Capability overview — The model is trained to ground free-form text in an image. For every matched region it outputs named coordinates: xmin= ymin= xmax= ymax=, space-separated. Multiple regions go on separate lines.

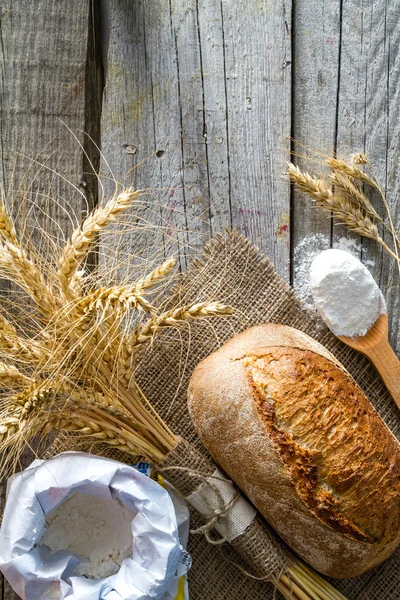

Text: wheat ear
xmin=58 ymin=188 xmax=141 ymax=300
xmin=77 ymin=257 xmax=175 ymax=314
xmin=131 ymin=301 xmax=233 ymax=346
xmin=117 ymin=302 xmax=232 ymax=386
xmin=325 ymin=157 xmax=378 ymax=190
xmin=0 ymin=205 xmax=18 ymax=244
xmin=51 ymin=417 xmax=140 ymax=457
xmin=330 ymin=171 xmax=382 ymax=222
xmin=0 ymin=362 xmax=33 ymax=387
xmin=79 ymin=257 xmax=178 ymax=376
xmin=78 ymin=284 xmax=155 ymax=315
xmin=0 ymin=314 xmax=47 ymax=364
xmin=287 ymin=163 xmax=399 ymax=262
xmin=134 ymin=257 xmax=176 ymax=294
xmin=49 ymin=411 xmax=165 ymax=461
xmin=0 ymin=241 xmax=58 ymax=318
xmin=0 ymin=404 xmax=27 ymax=444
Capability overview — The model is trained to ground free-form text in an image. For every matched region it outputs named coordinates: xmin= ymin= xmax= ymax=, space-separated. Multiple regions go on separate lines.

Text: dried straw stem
xmin=286 ymin=562 xmax=348 ymax=600
xmin=58 ymin=188 xmax=141 ymax=300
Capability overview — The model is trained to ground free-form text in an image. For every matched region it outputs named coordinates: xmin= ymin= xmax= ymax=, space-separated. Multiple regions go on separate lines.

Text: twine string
xmin=160 ymin=465 xmax=241 ymax=545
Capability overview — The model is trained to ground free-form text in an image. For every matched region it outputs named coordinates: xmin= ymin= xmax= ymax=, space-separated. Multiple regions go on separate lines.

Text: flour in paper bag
xmin=39 ymin=492 xmax=136 ymax=579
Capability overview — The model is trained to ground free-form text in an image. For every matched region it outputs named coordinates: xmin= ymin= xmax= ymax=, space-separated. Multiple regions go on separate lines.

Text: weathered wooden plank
xmin=291 ymin=0 xmax=341 ymax=297
xmin=0 ymin=0 xmax=101 ymax=238
xmin=220 ymin=0 xmax=292 ymax=278
xmin=100 ymin=0 xmax=188 ymax=273
xmin=0 ymin=1 xmax=101 ymax=597
xmin=335 ymin=0 xmax=400 ymax=352
xmin=101 ymin=0 xmax=292 ymax=278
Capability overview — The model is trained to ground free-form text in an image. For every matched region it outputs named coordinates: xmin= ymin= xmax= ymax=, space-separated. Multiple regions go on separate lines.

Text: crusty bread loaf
xmin=187 ymin=324 xmax=400 ymax=578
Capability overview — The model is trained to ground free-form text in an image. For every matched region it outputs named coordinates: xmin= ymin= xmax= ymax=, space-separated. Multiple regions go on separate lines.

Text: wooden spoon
xmin=338 ymin=313 xmax=400 ymax=409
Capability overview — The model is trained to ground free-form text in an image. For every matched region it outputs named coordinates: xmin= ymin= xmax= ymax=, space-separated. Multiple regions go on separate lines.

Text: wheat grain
xmin=352 ymin=153 xmax=369 ymax=165
xmin=58 ymin=188 xmax=141 ymax=300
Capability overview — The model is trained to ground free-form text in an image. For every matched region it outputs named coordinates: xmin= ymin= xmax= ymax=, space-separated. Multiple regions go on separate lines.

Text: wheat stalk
xmin=58 ymin=188 xmax=141 ymax=300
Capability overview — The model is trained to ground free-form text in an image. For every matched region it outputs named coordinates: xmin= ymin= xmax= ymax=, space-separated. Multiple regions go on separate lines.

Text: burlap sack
xmin=51 ymin=231 xmax=400 ymax=599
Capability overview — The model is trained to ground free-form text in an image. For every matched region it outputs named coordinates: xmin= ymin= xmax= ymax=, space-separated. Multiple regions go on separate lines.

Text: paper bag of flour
xmin=0 ymin=452 xmax=191 ymax=600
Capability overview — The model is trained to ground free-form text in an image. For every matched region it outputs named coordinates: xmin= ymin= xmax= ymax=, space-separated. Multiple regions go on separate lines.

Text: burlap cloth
xmin=52 ymin=231 xmax=400 ymax=599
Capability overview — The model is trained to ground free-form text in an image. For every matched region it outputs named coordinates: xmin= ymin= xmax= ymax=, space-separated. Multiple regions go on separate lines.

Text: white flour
xmin=39 ymin=492 xmax=136 ymax=579
xmin=310 ymin=249 xmax=386 ymax=337
xmin=293 ymin=235 xmax=375 ymax=309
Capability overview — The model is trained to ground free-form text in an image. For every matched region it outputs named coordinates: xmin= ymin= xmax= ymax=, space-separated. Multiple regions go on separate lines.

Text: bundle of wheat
xmin=0 ymin=188 xmax=346 ymax=600
xmin=287 ymin=155 xmax=400 ymax=270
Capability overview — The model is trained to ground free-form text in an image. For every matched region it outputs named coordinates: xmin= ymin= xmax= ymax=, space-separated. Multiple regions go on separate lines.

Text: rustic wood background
xmin=0 ymin=0 xmax=399 ymax=597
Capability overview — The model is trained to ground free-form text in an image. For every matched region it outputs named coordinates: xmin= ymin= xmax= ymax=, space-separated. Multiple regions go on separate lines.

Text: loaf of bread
xmin=187 ymin=324 xmax=400 ymax=578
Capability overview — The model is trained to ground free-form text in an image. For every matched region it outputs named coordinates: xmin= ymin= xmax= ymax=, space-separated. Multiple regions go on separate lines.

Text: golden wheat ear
xmin=57 ymin=188 xmax=142 ymax=301
xmin=324 ymin=157 xmax=378 ymax=189
xmin=76 ymin=258 xmax=177 ymax=317
xmin=287 ymin=162 xmax=399 ymax=264
xmin=0 ymin=203 xmax=18 ymax=244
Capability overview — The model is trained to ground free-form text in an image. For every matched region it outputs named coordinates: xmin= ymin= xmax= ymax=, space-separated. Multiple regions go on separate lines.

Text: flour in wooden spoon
xmin=310 ymin=249 xmax=386 ymax=337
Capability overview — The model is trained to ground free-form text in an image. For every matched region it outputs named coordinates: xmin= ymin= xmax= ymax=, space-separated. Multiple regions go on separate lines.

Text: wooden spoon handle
xmin=366 ymin=341 xmax=400 ymax=409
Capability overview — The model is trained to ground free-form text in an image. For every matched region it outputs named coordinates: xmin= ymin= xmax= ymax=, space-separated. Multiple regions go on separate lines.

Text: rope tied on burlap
xmin=160 ymin=464 xmax=242 ymax=544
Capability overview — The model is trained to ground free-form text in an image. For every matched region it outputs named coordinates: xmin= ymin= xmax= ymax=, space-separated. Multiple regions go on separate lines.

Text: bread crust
xmin=187 ymin=324 xmax=400 ymax=578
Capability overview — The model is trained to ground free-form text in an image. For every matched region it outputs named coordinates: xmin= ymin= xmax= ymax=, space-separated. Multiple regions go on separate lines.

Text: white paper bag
xmin=0 ymin=453 xmax=191 ymax=600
